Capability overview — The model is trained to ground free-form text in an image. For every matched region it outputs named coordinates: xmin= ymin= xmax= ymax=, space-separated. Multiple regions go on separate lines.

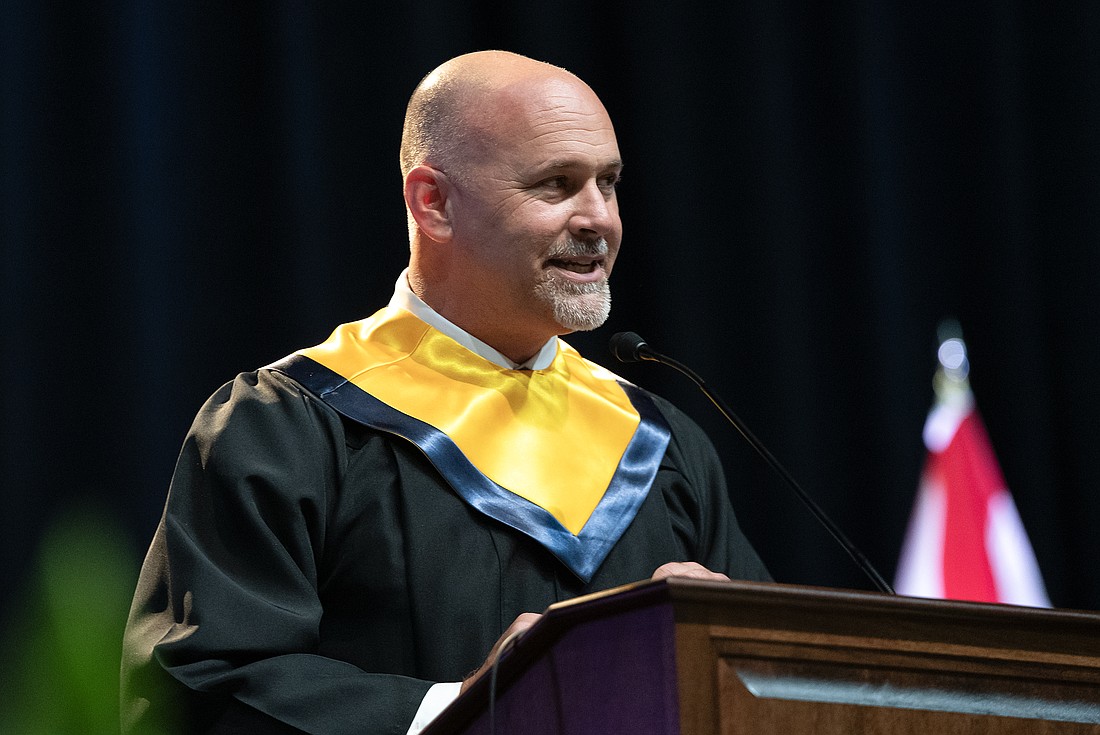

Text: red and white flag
xmin=895 ymin=388 xmax=1050 ymax=607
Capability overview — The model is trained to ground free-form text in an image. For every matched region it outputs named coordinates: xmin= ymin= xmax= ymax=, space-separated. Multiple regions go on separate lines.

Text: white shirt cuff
xmin=406 ymin=681 xmax=462 ymax=735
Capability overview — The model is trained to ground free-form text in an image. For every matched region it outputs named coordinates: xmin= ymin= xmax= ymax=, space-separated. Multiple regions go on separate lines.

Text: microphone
xmin=608 ymin=331 xmax=655 ymax=363
xmin=610 ymin=331 xmax=895 ymax=595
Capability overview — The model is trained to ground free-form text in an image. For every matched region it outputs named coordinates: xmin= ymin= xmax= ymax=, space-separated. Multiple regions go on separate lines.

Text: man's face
xmin=445 ymin=76 xmax=623 ymax=347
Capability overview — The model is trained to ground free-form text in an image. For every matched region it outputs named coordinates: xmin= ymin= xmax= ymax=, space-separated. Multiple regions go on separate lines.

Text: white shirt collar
xmin=388 ymin=269 xmax=559 ymax=371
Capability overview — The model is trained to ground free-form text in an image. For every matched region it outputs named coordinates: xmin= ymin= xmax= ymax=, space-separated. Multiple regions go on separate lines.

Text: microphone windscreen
xmin=609 ymin=332 xmax=647 ymax=363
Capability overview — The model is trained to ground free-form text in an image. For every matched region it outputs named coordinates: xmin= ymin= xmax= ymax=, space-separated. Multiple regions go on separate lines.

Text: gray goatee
xmin=535 ymin=237 xmax=612 ymax=332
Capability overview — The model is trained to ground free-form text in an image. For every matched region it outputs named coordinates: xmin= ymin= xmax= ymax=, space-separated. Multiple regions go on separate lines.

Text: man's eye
xmin=543 ymin=176 xmax=568 ymax=189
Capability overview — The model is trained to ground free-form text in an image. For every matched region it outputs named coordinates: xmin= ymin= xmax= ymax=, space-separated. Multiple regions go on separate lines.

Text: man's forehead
xmin=494 ymin=75 xmax=604 ymax=114
xmin=482 ymin=80 xmax=616 ymax=141
xmin=498 ymin=126 xmax=621 ymax=175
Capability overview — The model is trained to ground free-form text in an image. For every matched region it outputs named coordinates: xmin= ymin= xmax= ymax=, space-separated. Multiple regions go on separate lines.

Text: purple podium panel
xmin=423 ymin=582 xmax=681 ymax=735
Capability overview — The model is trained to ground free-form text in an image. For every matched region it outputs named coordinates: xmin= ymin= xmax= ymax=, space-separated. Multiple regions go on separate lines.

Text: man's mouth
xmin=546 ymin=256 xmax=604 ymax=274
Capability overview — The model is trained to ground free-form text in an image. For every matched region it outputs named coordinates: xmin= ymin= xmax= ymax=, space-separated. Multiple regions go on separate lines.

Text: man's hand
xmin=651 ymin=561 xmax=731 ymax=582
xmin=460 ymin=612 xmax=541 ymax=693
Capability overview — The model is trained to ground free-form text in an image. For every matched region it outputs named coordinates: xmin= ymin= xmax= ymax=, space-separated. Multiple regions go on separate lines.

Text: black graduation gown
xmin=121 ymin=367 xmax=770 ymax=734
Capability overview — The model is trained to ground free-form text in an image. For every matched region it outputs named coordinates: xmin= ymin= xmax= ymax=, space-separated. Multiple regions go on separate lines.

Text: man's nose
xmin=568 ymin=180 xmax=618 ymax=239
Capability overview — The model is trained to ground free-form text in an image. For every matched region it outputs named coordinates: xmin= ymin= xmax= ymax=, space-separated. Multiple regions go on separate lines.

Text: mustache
xmin=546 ymin=237 xmax=608 ymax=260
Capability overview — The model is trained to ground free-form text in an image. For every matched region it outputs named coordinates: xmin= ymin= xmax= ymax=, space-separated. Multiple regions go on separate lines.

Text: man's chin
xmin=534 ymin=275 xmax=611 ymax=332
xmin=551 ymin=293 xmax=611 ymax=332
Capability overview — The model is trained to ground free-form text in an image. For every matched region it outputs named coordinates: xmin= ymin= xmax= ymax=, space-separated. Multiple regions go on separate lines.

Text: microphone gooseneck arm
xmin=610 ymin=331 xmax=896 ymax=595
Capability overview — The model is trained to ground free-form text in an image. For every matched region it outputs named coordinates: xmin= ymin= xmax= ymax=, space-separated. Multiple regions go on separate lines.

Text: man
xmin=121 ymin=51 xmax=769 ymax=735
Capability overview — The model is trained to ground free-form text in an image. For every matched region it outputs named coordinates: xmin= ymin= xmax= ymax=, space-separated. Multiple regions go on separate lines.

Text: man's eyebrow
xmin=539 ymin=158 xmax=624 ymax=171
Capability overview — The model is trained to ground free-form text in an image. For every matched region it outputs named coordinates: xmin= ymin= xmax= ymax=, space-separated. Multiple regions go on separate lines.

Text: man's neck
xmin=389 ymin=270 xmax=559 ymax=370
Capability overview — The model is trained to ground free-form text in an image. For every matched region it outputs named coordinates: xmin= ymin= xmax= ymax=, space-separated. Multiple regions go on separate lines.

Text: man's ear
xmin=404 ymin=165 xmax=454 ymax=243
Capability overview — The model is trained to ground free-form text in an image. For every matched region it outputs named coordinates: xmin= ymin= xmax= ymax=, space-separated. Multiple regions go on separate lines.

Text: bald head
xmin=399 ymin=51 xmax=596 ymax=181
xmin=399 ymin=52 xmax=623 ymax=363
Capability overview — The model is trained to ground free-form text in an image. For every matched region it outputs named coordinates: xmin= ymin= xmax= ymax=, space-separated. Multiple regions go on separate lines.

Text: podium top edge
xmin=544 ymin=578 xmax=1100 ymax=648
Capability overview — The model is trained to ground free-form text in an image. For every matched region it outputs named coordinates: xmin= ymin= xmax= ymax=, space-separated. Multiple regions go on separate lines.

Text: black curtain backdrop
xmin=4 ymin=2 xmax=1100 ymax=629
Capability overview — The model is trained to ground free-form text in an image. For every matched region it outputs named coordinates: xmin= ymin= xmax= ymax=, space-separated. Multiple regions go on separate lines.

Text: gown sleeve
xmin=652 ymin=394 xmax=772 ymax=583
xmin=121 ymin=369 xmax=432 ymax=735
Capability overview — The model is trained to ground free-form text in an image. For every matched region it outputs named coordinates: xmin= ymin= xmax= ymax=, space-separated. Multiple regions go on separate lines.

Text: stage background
xmin=2 ymin=3 xmax=1099 ymax=727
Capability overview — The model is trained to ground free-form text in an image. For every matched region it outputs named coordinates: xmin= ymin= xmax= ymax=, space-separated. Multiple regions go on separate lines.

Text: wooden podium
xmin=422 ymin=579 xmax=1100 ymax=734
